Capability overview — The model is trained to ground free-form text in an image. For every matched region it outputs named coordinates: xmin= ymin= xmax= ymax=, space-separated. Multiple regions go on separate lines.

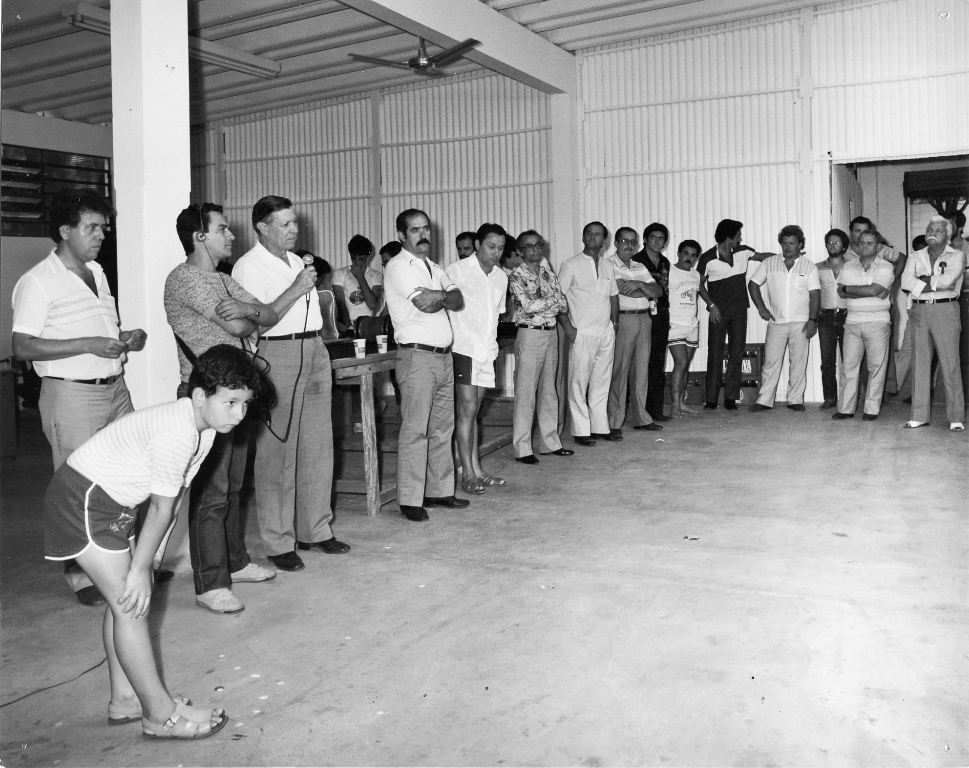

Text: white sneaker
xmin=196 ymin=588 xmax=244 ymax=614
xmin=230 ymin=562 xmax=277 ymax=583
xmin=950 ymin=422 xmax=965 ymax=432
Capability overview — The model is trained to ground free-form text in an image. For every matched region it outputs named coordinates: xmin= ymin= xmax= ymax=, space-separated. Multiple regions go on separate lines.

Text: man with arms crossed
xmin=232 ymin=195 xmax=350 ymax=572
xmin=12 ymin=188 xmax=146 ymax=606
xmin=384 ymin=209 xmax=467 ymax=522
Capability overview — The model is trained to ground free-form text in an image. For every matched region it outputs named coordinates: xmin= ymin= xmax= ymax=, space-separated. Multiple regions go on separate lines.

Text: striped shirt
xmin=67 ymin=398 xmax=215 ymax=507
xmin=11 ymin=251 xmax=123 ymax=379
xmin=748 ymin=254 xmax=820 ymax=323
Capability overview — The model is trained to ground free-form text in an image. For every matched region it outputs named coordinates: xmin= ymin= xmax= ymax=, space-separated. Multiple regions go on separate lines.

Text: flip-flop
xmin=109 ymin=695 xmax=191 ymax=726
xmin=461 ymin=476 xmax=485 ymax=495
xmin=477 ymin=474 xmax=506 ymax=487
xmin=902 ymin=421 xmax=929 ymax=429
xmin=142 ymin=708 xmax=228 ymax=740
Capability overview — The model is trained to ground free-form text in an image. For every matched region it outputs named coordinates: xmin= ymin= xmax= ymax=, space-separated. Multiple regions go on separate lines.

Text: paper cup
xmin=353 ymin=339 xmax=367 ymax=358
xmin=376 ymin=334 xmax=388 ymax=354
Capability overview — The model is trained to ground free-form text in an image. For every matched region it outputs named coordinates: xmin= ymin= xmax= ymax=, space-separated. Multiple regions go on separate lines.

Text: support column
xmin=549 ymin=90 xmax=580 ymax=270
xmin=111 ymin=0 xmax=190 ymax=409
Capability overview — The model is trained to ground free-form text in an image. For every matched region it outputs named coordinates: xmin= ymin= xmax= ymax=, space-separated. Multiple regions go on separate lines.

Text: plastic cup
xmin=376 ymin=334 xmax=388 ymax=354
xmin=353 ymin=339 xmax=367 ymax=358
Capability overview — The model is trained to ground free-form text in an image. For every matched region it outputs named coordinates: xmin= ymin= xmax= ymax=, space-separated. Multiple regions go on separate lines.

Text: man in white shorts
xmin=667 ymin=240 xmax=703 ymax=417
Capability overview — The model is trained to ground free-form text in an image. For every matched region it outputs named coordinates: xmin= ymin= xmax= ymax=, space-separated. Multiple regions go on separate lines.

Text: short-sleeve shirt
xmin=67 ymin=398 xmax=215 ymax=507
xmin=232 ymin=243 xmax=322 ymax=336
xmin=817 ymin=261 xmax=848 ymax=310
xmin=383 ymin=249 xmax=457 ymax=347
xmin=509 ymin=262 xmax=568 ymax=327
xmin=606 ymin=252 xmax=655 ymax=311
xmin=445 ymin=257 xmax=507 ymax=363
xmin=900 ymin=245 xmax=966 ymax=301
xmin=558 ymin=252 xmax=618 ymax=336
xmin=838 ymin=256 xmax=895 ymax=324
xmin=697 ymin=247 xmax=753 ymax=319
xmin=667 ymin=267 xmax=700 ymax=329
xmin=164 ymin=263 xmax=256 ymax=382
xmin=332 ymin=265 xmax=383 ymax=323
xmin=11 ymin=251 xmax=123 ymax=379
xmin=748 ymin=255 xmax=820 ymax=324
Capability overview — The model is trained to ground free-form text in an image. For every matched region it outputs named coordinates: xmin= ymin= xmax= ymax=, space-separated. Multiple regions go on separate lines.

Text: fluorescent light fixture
xmin=61 ymin=2 xmax=282 ymax=80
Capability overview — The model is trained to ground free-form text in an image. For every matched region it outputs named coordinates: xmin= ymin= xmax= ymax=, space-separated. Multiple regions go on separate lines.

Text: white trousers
xmin=568 ymin=330 xmax=615 ymax=436
xmin=756 ymin=321 xmax=810 ymax=406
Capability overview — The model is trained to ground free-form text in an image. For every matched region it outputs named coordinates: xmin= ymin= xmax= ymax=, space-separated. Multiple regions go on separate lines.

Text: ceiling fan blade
xmin=423 ymin=69 xmax=450 ymax=78
xmin=427 ymin=38 xmax=479 ymax=67
xmin=348 ymin=53 xmax=415 ymax=72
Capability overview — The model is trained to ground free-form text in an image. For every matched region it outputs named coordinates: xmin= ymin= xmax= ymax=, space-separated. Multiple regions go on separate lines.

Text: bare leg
xmin=469 ymin=387 xmax=489 ymax=479
xmin=455 ymin=383 xmax=481 ymax=485
xmin=670 ymin=345 xmax=689 ymax=417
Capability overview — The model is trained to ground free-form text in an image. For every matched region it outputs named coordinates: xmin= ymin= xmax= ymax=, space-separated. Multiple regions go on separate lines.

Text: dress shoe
xmin=297 ymin=538 xmax=351 ymax=554
xmin=703 ymin=402 xmax=718 ymax=410
xmin=540 ymin=448 xmax=574 ymax=456
xmin=633 ymin=423 xmax=663 ymax=431
xmin=819 ymin=400 xmax=836 ymax=410
xmin=608 ymin=428 xmax=624 ymax=440
xmin=423 ymin=495 xmax=470 ymax=508
xmin=574 ymin=436 xmax=597 ymax=446
xmin=749 ymin=403 xmax=771 ymax=412
xmin=787 ymin=404 xmax=806 ymax=412
xmin=75 ymin=585 xmax=106 ymax=607
xmin=401 ymin=505 xmax=430 ymax=521
xmin=196 ymin=588 xmax=244 ymax=614
xmin=516 ymin=454 xmax=540 ymax=465
xmin=724 ymin=399 xmax=738 ymax=410
xmin=153 ymin=569 xmax=175 ymax=585
xmin=862 ymin=413 xmax=877 ymax=421
xmin=268 ymin=551 xmax=305 ymax=571
xmin=832 ymin=412 xmax=854 ymax=420
xmin=230 ymin=562 xmax=277 ymax=583
xmin=592 ymin=432 xmax=620 ymax=442
xmin=902 ymin=420 xmax=929 ymax=429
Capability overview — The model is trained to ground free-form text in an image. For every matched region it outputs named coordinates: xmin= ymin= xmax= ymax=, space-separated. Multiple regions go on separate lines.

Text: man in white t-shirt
xmin=332 ymin=234 xmax=383 ymax=328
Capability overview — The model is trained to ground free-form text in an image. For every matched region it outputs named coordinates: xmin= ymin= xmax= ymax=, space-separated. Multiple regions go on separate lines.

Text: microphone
xmin=302 ymin=255 xmax=314 ymax=266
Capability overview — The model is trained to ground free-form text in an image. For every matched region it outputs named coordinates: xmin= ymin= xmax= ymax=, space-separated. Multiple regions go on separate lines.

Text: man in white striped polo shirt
xmin=12 ymin=189 xmax=147 ymax=606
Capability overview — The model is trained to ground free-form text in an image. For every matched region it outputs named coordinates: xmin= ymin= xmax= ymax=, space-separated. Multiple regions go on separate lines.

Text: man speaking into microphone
xmin=233 ymin=195 xmax=350 ymax=572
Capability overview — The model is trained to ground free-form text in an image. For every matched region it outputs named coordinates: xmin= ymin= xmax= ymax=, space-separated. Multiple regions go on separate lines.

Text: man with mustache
xmin=232 ymin=195 xmax=350 ymax=572
xmin=900 ymin=216 xmax=966 ymax=431
xmin=384 ymin=209 xmax=467 ymax=521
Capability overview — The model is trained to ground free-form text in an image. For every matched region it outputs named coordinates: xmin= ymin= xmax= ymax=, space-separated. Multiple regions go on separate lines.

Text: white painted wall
xmin=0 ymin=110 xmax=114 ymax=361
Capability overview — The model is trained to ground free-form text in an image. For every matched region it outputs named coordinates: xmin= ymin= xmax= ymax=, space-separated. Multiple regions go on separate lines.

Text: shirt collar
xmin=47 ymin=249 xmax=105 ymax=278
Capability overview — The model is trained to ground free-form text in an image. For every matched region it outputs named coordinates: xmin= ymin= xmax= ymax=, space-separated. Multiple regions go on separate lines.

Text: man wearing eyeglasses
xmin=606 ymin=227 xmax=664 ymax=436
xmin=508 ymin=230 xmax=571 ymax=464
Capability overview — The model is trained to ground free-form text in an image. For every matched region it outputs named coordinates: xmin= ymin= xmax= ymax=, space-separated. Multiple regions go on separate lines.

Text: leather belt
xmin=398 ymin=342 xmax=451 ymax=354
xmin=912 ymin=297 xmax=957 ymax=304
xmin=517 ymin=324 xmax=556 ymax=331
xmin=262 ymin=330 xmax=323 ymax=341
xmin=45 ymin=374 xmax=121 ymax=386
xmin=619 ymin=309 xmax=650 ymax=314
xmin=818 ymin=308 xmax=847 ymax=315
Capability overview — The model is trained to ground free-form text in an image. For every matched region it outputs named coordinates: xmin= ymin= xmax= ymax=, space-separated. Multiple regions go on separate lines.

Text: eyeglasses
xmin=522 ymin=242 xmax=544 ymax=251
xmin=617 ymin=237 xmax=638 ymax=245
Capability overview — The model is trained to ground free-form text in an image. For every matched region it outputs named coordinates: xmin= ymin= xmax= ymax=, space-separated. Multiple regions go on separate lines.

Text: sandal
xmin=461 ymin=475 xmax=485 ymax=495
xmin=109 ymin=694 xmax=190 ymax=726
xmin=142 ymin=706 xmax=228 ymax=740
xmin=477 ymin=474 xmax=506 ymax=487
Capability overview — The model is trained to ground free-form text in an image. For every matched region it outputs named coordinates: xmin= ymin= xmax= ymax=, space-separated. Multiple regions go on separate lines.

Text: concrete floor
xmin=1 ymin=401 xmax=966 ymax=767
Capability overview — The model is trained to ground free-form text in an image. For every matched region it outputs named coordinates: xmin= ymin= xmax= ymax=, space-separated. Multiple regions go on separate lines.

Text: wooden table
xmin=330 ymin=350 xmax=397 ymax=516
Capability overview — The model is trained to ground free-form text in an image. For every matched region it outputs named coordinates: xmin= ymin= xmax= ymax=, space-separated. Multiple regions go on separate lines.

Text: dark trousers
xmin=961 ymin=292 xmax=969 ymax=403
xmin=646 ymin=313 xmax=670 ymax=417
xmin=177 ymin=382 xmax=251 ymax=594
xmin=705 ymin=312 xmax=747 ymax=403
xmin=817 ymin=309 xmax=847 ymax=402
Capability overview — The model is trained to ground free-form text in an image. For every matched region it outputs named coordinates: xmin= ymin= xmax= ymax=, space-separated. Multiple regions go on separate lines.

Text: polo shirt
xmin=446 ymin=257 xmax=507 ymax=363
xmin=11 ymin=251 xmax=123 ymax=379
xmin=383 ymin=249 xmax=457 ymax=347
xmin=68 ymin=398 xmax=215 ymax=507
xmin=748 ymin=255 xmax=820 ymax=323
xmin=838 ymin=256 xmax=895 ymax=324
xmin=558 ymin=251 xmax=618 ymax=337
xmin=232 ymin=242 xmax=322 ymax=336
xmin=900 ymin=245 xmax=966 ymax=300
xmin=606 ymin=251 xmax=655 ymax=311
xmin=697 ymin=246 xmax=752 ymax=319
xmin=817 ymin=262 xmax=848 ymax=310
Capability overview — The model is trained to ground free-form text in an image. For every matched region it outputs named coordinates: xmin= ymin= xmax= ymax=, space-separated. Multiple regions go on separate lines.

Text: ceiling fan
xmin=349 ymin=37 xmax=480 ymax=78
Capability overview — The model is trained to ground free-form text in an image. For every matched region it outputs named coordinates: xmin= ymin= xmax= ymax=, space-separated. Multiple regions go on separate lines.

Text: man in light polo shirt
xmin=11 ymin=188 xmax=146 ymax=606
xmin=232 ymin=195 xmax=350 ymax=572
xmin=384 ymin=208 xmax=467 ymax=522
xmin=832 ymin=230 xmax=896 ymax=421
xmin=558 ymin=221 xmax=620 ymax=446
xmin=748 ymin=225 xmax=821 ymax=413
xmin=900 ymin=216 xmax=966 ymax=431
xmin=606 ymin=226 xmax=664 ymax=436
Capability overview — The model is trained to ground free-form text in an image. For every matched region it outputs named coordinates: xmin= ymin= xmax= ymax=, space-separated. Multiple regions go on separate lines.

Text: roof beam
xmin=340 ymin=0 xmax=574 ymax=94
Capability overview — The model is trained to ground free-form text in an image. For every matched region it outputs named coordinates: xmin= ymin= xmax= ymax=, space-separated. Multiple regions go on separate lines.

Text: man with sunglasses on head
xmin=165 ymin=203 xmax=279 ymax=613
